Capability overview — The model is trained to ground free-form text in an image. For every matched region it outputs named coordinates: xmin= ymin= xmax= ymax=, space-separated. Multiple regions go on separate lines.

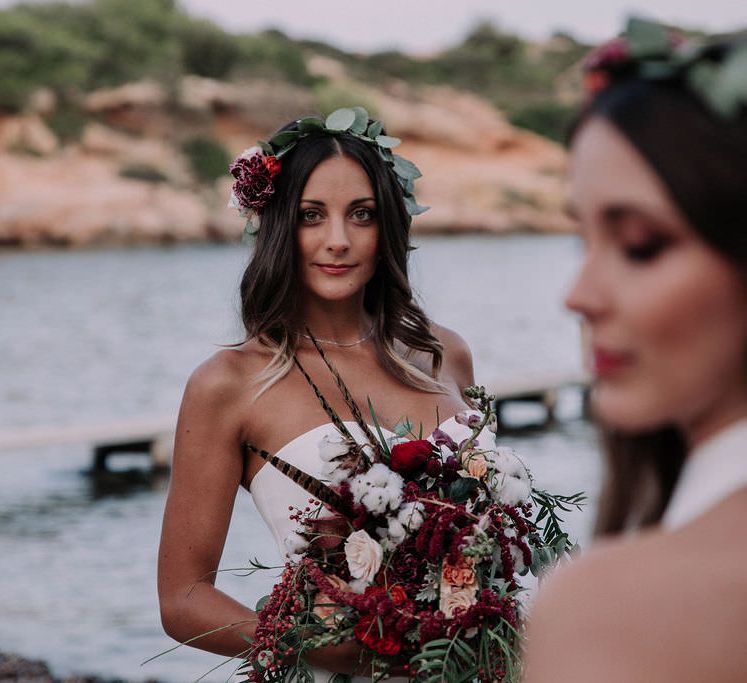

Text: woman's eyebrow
xmin=348 ymin=196 xmax=376 ymax=205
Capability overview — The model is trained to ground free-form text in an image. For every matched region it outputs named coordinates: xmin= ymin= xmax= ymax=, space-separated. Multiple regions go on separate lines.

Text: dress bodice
xmin=662 ymin=418 xmax=747 ymax=529
xmin=250 ymin=416 xmax=491 ymax=553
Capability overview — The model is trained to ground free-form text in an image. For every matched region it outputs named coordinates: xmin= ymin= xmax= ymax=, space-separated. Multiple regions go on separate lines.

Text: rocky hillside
xmin=0 ymin=0 xmax=582 ymax=247
xmin=0 ymin=75 xmax=574 ymax=247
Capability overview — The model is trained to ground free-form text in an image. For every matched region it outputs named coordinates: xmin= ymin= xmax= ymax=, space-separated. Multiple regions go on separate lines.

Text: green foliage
xmin=181 ymin=135 xmax=231 ymax=183
xmin=312 ymin=81 xmax=378 ymax=118
xmin=410 ymin=635 xmax=479 ymax=682
xmin=509 ymin=100 xmax=576 ymax=142
xmin=178 ymin=19 xmax=239 ymax=79
xmin=0 ymin=0 xmax=588 ymax=141
xmin=233 ymin=30 xmax=314 ymax=85
xmin=119 ymin=162 xmax=169 ymax=183
xmin=45 ymin=103 xmax=90 ymax=142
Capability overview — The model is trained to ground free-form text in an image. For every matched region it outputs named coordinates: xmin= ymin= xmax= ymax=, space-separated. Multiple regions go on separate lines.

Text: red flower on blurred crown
xmin=390 ymin=439 xmax=432 ymax=474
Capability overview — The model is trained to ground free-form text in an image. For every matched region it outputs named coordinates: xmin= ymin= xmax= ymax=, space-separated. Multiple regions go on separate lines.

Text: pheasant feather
xmin=305 ymin=329 xmax=384 ymax=460
xmin=246 ymin=443 xmax=352 ymax=517
xmin=292 ymin=355 xmax=356 ymax=442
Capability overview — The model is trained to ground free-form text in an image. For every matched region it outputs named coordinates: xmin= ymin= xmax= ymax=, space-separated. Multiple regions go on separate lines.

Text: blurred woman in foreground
xmin=524 ymin=19 xmax=747 ymax=682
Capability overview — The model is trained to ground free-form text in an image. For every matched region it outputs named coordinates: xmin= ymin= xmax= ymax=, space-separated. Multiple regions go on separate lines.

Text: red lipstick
xmin=592 ymin=347 xmax=632 ymax=377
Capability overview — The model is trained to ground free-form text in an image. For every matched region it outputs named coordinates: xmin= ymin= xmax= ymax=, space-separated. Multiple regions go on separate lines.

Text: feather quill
xmin=246 ymin=443 xmax=352 ymax=517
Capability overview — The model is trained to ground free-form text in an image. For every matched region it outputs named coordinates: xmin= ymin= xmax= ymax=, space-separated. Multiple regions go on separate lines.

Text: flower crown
xmin=228 ymin=106 xmax=428 ymax=237
xmin=584 ymin=17 xmax=747 ymax=120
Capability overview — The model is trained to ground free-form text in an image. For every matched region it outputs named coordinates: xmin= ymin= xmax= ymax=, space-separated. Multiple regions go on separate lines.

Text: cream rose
xmin=344 ymin=529 xmax=383 ymax=583
xmin=439 ymin=584 xmax=478 ymax=618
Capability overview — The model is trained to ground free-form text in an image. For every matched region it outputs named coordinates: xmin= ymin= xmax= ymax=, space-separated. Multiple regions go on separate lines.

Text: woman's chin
xmin=590 ymin=385 xmax=669 ymax=433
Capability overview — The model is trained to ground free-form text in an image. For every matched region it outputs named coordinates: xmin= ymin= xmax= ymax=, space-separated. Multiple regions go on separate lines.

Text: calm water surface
xmin=0 ymin=235 xmax=601 ymax=681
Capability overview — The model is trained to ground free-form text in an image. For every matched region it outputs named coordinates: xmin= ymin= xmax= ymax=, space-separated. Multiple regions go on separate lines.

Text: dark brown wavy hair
xmin=238 ymin=119 xmax=444 ymax=394
xmin=571 ymin=75 xmax=747 ymax=536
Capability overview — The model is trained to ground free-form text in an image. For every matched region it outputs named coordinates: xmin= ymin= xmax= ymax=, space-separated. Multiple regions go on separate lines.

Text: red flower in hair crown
xmin=228 ymin=146 xmax=282 ymax=230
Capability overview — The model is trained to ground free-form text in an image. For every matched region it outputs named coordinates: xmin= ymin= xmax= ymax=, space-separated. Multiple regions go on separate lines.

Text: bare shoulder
xmin=430 ymin=322 xmax=474 ymax=389
xmin=525 ymin=516 xmax=747 ymax=682
xmin=184 ymin=341 xmax=271 ymax=405
xmin=524 ymin=534 xmax=666 ymax=682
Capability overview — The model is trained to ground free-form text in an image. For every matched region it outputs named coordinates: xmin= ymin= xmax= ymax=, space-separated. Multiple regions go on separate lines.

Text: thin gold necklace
xmin=300 ymin=325 xmax=374 ymax=348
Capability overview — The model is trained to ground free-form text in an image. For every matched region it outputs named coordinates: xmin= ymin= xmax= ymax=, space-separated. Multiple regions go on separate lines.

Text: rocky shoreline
xmin=0 ymin=76 xmax=575 ymax=249
xmin=0 ymin=652 xmax=160 ymax=683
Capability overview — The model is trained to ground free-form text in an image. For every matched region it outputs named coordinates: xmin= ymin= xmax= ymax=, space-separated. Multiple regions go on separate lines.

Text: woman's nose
xmin=564 ymin=255 xmax=608 ymax=321
xmin=325 ymin=215 xmax=351 ymax=254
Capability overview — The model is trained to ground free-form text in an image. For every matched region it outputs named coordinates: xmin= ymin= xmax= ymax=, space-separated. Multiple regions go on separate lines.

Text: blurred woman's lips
xmin=592 ymin=346 xmax=634 ymax=377
xmin=315 ymin=263 xmax=357 ymax=275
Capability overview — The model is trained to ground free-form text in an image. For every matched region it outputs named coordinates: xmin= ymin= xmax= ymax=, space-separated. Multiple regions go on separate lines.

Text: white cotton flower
xmin=319 ymin=434 xmax=350 ymax=462
xmin=486 ymin=447 xmax=532 ymax=506
xmin=397 ymin=501 xmax=425 ymax=531
xmin=320 ymin=459 xmax=351 ymax=485
xmin=350 ymin=464 xmax=404 ymax=515
xmin=387 ymin=518 xmax=407 ymax=544
xmin=503 ymin=527 xmax=527 ymax=574
xmin=344 ymin=530 xmax=383 ymax=583
xmin=283 ymin=531 xmax=309 ymax=559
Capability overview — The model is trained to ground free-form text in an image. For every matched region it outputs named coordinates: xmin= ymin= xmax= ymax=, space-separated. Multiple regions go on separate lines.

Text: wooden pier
xmin=0 ymin=373 xmax=589 ymax=469
xmin=0 ymin=414 xmax=176 ymax=471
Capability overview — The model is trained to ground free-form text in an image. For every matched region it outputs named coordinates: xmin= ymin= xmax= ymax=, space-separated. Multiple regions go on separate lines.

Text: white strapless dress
xmin=250 ymin=416 xmax=492 ymax=683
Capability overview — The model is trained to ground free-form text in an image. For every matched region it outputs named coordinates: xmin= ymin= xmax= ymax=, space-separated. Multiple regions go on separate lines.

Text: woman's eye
xmin=351 ymin=207 xmax=375 ymax=222
xmin=623 ymin=236 xmax=670 ymax=263
xmin=299 ymin=209 xmax=322 ymax=224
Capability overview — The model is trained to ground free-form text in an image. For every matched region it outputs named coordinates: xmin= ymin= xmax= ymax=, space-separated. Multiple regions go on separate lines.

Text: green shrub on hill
xmin=119 ymin=162 xmax=169 ymax=183
xmin=181 ymin=136 xmax=231 ymax=183
xmin=509 ymin=100 xmax=577 ymax=142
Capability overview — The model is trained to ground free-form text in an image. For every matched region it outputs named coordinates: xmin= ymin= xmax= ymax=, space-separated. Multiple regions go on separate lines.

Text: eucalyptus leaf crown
xmin=228 ymin=106 xmax=428 ymax=238
xmin=585 ymin=17 xmax=747 ymax=120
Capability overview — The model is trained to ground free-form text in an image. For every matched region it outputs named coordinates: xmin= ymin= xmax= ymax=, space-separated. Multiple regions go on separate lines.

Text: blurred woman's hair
xmin=238 ymin=120 xmax=444 ymax=395
xmin=570 ymin=68 xmax=747 ymax=536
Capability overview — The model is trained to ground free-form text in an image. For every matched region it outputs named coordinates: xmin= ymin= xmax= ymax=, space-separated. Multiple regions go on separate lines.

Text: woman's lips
xmin=315 ymin=263 xmax=356 ymax=275
xmin=592 ymin=347 xmax=633 ymax=376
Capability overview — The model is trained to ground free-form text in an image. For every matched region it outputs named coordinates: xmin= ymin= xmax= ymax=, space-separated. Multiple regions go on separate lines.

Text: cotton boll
xmin=397 ymin=501 xmax=425 ymax=531
xmin=487 ymin=447 xmax=532 ymax=506
xmin=319 ymin=434 xmax=350 ymax=461
xmin=283 ymin=531 xmax=309 ymax=559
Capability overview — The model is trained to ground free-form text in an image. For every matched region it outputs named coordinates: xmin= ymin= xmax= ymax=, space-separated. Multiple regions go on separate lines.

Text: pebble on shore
xmin=0 ymin=652 xmax=161 ymax=683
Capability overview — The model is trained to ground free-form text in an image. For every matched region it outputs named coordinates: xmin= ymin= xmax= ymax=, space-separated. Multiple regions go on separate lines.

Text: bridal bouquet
xmin=239 ymin=343 xmax=584 ymax=683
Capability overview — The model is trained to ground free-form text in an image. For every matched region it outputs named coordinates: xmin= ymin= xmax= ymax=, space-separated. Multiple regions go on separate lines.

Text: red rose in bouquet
xmin=390 ymin=439 xmax=431 ymax=474
xmin=354 ymin=614 xmax=402 ymax=656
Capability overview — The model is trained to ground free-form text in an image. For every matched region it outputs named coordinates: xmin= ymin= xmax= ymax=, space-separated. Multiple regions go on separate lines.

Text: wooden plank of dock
xmin=0 ymin=415 xmax=175 ymax=452
xmin=0 ymin=372 xmax=589 ymax=456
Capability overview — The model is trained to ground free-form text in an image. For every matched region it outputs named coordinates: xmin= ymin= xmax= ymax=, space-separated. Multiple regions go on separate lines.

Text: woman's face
xmin=566 ymin=117 xmax=747 ymax=442
xmin=296 ymin=154 xmax=379 ymax=304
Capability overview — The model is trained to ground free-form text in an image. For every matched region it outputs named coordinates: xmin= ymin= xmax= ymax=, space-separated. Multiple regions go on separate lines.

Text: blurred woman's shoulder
xmin=524 ymin=494 xmax=747 ymax=681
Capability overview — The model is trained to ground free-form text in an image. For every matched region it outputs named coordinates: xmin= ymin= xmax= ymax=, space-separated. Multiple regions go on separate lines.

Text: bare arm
xmin=157 ymin=352 xmax=390 ymax=673
xmin=158 ymin=353 xmax=257 ymax=657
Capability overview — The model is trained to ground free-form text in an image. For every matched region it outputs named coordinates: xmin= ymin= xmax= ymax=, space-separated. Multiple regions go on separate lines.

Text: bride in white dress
xmin=157 ymin=112 xmax=477 ymax=679
xmin=523 ymin=21 xmax=747 ymax=682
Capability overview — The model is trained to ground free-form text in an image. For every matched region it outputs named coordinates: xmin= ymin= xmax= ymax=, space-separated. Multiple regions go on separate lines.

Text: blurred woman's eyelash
xmin=624 ymin=235 xmax=671 ymax=262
